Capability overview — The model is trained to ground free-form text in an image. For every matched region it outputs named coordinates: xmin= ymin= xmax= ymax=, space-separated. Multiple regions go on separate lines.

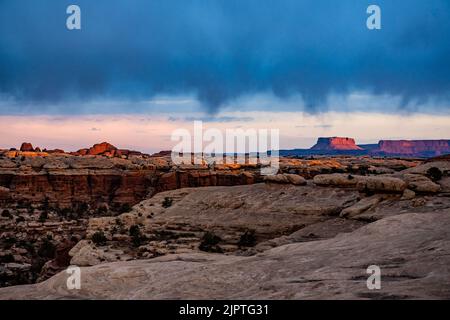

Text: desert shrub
xmin=162 ymin=197 xmax=173 ymax=208
xmin=199 ymin=231 xmax=223 ymax=253
xmin=114 ymin=218 xmax=127 ymax=234
xmin=238 ymin=230 xmax=257 ymax=247
xmin=119 ymin=203 xmax=132 ymax=214
xmin=67 ymin=211 xmax=80 ymax=220
xmin=75 ymin=202 xmax=89 ymax=214
xmin=427 ymin=167 xmax=443 ymax=182
xmin=358 ymin=165 xmax=369 ymax=176
xmin=129 ymin=225 xmax=146 ymax=247
xmin=60 ymin=208 xmax=72 ymax=217
xmin=110 ymin=226 xmax=118 ymax=235
xmin=38 ymin=211 xmax=48 ymax=223
xmin=0 ymin=253 xmax=14 ymax=263
xmin=38 ymin=238 xmax=56 ymax=258
xmin=16 ymin=200 xmax=29 ymax=209
xmin=3 ymin=236 xmax=17 ymax=250
xmin=91 ymin=231 xmax=107 ymax=246
xmin=1 ymin=209 xmax=12 ymax=218
xmin=153 ymin=229 xmax=178 ymax=240
xmin=96 ymin=203 xmax=109 ymax=216
xmin=97 ymin=206 xmax=108 ymax=215
xmin=40 ymin=197 xmax=50 ymax=211
xmin=15 ymin=216 xmax=25 ymax=223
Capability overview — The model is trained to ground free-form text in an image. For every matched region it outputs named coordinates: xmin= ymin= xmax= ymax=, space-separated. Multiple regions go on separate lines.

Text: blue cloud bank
xmin=0 ymin=0 xmax=449 ymax=113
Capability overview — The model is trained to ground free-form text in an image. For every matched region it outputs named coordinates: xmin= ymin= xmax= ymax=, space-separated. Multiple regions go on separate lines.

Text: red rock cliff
xmin=378 ymin=140 xmax=450 ymax=156
xmin=311 ymin=137 xmax=363 ymax=151
xmin=0 ymin=155 xmax=260 ymax=209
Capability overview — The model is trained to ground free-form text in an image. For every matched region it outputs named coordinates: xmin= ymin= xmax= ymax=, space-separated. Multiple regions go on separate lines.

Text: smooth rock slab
xmin=1 ymin=212 xmax=450 ymax=300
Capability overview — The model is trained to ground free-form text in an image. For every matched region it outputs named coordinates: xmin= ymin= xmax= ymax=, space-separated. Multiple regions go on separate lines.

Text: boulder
xmin=313 ymin=173 xmax=360 ymax=187
xmin=0 ymin=186 xmax=10 ymax=200
xmin=284 ymin=174 xmax=307 ymax=185
xmin=356 ymin=176 xmax=407 ymax=193
xmin=0 ymin=158 xmax=16 ymax=168
xmin=87 ymin=142 xmax=117 ymax=156
xmin=402 ymin=174 xmax=441 ymax=193
xmin=340 ymin=195 xmax=383 ymax=218
xmin=401 ymin=189 xmax=416 ymax=200
xmin=264 ymin=174 xmax=306 ymax=185
xmin=69 ymin=240 xmax=125 ymax=266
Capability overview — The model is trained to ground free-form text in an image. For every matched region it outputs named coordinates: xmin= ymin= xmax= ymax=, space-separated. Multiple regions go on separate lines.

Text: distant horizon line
xmin=2 ymin=137 xmax=450 ymax=155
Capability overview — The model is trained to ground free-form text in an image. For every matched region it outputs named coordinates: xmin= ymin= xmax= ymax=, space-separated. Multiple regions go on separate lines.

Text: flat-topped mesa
xmin=378 ymin=140 xmax=450 ymax=156
xmin=311 ymin=137 xmax=363 ymax=151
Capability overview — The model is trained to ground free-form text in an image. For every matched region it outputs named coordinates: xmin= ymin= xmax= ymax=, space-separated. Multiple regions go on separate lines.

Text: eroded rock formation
xmin=377 ymin=140 xmax=450 ymax=157
xmin=1 ymin=145 xmax=449 ymax=299
xmin=311 ymin=137 xmax=363 ymax=151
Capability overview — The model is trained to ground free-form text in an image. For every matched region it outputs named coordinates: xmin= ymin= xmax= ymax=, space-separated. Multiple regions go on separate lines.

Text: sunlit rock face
xmin=19 ymin=142 xmax=34 ymax=152
xmin=311 ymin=137 xmax=363 ymax=151
xmin=377 ymin=140 xmax=450 ymax=157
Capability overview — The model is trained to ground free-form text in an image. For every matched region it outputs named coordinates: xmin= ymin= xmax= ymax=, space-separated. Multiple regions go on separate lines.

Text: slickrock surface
xmin=1 ymin=211 xmax=449 ymax=300
xmin=1 ymin=151 xmax=449 ymax=299
xmin=73 ymin=183 xmax=360 ymax=264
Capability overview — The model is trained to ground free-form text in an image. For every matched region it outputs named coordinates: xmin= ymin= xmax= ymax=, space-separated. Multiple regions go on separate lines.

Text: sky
xmin=0 ymin=0 xmax=449 ymax=152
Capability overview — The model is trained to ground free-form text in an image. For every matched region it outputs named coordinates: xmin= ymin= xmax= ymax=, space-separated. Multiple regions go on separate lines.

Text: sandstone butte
xmin=310 ymin=137 xmax=363 ymax=151
xmin=71 ymin=141 xmax=145 ymax=158
xmin=19 ymin=142 xmax=35 ymax=152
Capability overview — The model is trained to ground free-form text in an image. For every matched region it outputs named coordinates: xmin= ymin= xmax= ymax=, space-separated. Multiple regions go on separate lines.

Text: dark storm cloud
xmin=0 ymin=0 xmax=450 ymax=114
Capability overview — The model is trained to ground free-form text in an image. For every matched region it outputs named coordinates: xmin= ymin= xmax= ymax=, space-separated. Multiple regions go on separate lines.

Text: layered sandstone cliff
xmin=0 ymin=153 xmax=262 ymax=210
xmin=2 ymin=159 xmax=449 ymax=299
xmin=377 ymin=140 xmax=450 ymax=157
xmin=310 ymin=137 xmax=363 ymax=151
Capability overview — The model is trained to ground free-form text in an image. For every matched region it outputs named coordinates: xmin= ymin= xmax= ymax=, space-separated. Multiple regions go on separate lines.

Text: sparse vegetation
xmin=75 ymin=202 xmax=89 ymax=215
xmin=162 ymin=197 xmax=173 ymax=208
xmin=427 ymin=167 xmax=443 ymax=182
xmin=92 ymin=231 xmax=107 ymax=246
xmin=38 ymin=211 xmax=48 ymax=223
xmin=199 ymin=231 xmax=223 ymax=253
xmin=97 ymin=206 xmax=108 ymax=215
xmin=0 ymin=253 xmax=14 ymax=263
xmin=60 ymin=207 xmax=72 ymax=217
xmin=40 ymin=197 xmax=50 ymax=211
xmin=1 ymin=209 xmax=12 ymax=218
xmin=37 ymin=238 xmax=56 ymax=258
xmin=110 ymin=225 xmax=118 ymax=235
xmin=119 ymin=203 xmax=132 ymax=213
xmin=129 ymin=225 xmax=146 ymax=247
xmin=238 ymin=229 xmax=257 ymax=247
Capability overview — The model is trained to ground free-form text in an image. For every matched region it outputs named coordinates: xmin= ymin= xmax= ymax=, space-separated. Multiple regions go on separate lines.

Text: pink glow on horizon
xmin=0 ymin=112 xmax=449 ymax=153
